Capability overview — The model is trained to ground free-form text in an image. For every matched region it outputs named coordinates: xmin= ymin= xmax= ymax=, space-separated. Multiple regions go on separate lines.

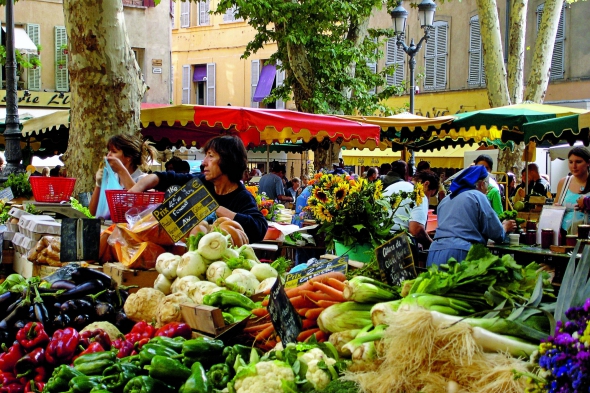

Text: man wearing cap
xmin=330 ymin=162 xmax=346 ymax=175
xmin=426 ymin=165 xmax=517 ymax=265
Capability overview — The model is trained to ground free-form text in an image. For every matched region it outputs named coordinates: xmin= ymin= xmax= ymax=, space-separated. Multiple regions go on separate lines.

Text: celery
xmin=343 ymin=276 xmax=398 ymax=303
xmin=317 ymin=302 xmax=373 ymax=333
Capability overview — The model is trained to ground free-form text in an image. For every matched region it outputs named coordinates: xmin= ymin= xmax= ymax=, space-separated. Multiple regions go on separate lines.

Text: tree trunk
xmin=313 ymin=141 xmax=341 ymax=172
xmin=507 ymin=0 xmax=527 ymax=104
xmin=342 ymin=16 xmax=370 ymax=101
xmin=62 ymin=0 xmax=146 ymax=195
xmin=524 ymin=0 xmax=565 ymax=103
xmin=476 ymin=0 xmax=511 ymax=108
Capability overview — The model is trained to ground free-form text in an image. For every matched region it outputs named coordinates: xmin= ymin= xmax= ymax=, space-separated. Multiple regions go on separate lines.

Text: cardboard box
xmin=13 ymin=251 xmax=33 ymax=277
xmin=2 ymin=249 xmax=14 ymax=264
xmin=180 ymin=303 xmax=247 ymax=338
xmin=103 ymin=262 xmax=159 ymax=293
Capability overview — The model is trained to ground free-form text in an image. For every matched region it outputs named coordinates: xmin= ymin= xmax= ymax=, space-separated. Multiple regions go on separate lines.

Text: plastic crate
xmin=105 ymin=190 xmax=165 ymax=223
xmin=30 ymin=177 xmax=76 ymax=203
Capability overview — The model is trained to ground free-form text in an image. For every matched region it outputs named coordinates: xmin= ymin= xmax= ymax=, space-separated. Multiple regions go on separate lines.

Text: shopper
xmin=473 ymin=154 xmax=503 ymax=214
xmin=286 ymin=177 xmax=301 ymax=200
xmin=366 ymin=167 xmax=379 ymax=182
xmin=259 ymin=163 xmax=292 ymax=203
xmin=381 ymin=160 xmax=407 ymax=189
xmin=555 ymin=146 xmax=590 ymax=237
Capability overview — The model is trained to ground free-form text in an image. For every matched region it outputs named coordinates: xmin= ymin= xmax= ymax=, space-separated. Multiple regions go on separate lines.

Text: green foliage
xmin=69 ymin=197 xmax=94 ymax=218
xmin=4 ymin=172 xmax=32 ymax=198
xmin=214 ymin=0 xmax=405 ymax=115
xmin=0 ymin=46 xmax=42 ymax=74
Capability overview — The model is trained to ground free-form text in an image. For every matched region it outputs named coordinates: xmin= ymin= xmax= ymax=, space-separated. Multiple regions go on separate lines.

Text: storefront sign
xmin=152 ymin=68 xmax=162 ymax=74
xmin=375 ymin=232 xmax=416 ymax=286
xmin=267 ymin=278 xmax=302 ymax=345
xmin=0 ymin=90 xmax=70 ymax=108
xmin=153 ymin=177 xmax=219 ymax=242
xmin=60 ymin=218 xmax=101 ymax=262
xmin=284 ymin=256 xmax=348 ymax=288
xmin=0 ymin=187 xmax=14 ymax=202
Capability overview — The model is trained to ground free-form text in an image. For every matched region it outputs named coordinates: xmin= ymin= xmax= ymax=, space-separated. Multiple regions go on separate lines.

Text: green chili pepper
xmin=179 ymin=362 xmax=211 ymax=393
xmin=148 ymin=336 xmax=185 ymax=353
xmin=44 ymin=364 xmax=84 ymax=393
xmin=181 ymin=338 xmax=225 ymax=369
xmin=206 ymin=363 xmax=231 ymax=390
xmin=123 ymin=375 xmax=174 ymax=393
xmin=145 ymin=355 xmax=191 ymax=386
xmin=202 ymin=290 xmax=256 ymax=310
xmin=101 ymin=362 xmax=142 ymax=393
xmin=68 ymin=375 xmax=103 ymax=393
xmin=138 ymin=343 xmax=179 ymax=366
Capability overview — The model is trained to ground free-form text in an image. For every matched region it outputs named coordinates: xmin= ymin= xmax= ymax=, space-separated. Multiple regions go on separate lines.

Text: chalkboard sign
xmin=267 ymin=278 xmax=302 ymax=345
xmin=375 ymin=232 xmax=416 ymax=286
xmin=284 ymin=256 xmax=348 ymax=288
xmin=153 ymin=177 xmax=219 ymax=242
xmin=60 ymin=218 xmax=101 ymax=262
xmin=0 ymin=187 xmax=14 ymax=202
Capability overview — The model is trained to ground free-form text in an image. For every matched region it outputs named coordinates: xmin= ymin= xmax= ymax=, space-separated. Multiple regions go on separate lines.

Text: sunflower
xmin=350 ymin=177 xmax=365 ymax=194
xmin=392 ymin=195 xmax=402 ymax=209
xmin=333 ymin=182 xmax=349 ymax=205
xmin=315 ymin=205 xmax=333 ymax=222
xmin=414 ymin=182 xmax=425 ymax=207
xmin=313 ymin=188 xmax=330 ymax=203
xmin=373 ymin=181 xmax=383 ymax=200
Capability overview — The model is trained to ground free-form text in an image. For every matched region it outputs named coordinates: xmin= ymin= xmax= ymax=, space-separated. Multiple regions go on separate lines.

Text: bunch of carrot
xmin=245 ymin=271 xmax=347 ymax=350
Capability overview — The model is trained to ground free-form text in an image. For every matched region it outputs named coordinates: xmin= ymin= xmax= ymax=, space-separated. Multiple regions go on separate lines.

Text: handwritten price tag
xmin=375 ymin=232 xmax=416 ymax=286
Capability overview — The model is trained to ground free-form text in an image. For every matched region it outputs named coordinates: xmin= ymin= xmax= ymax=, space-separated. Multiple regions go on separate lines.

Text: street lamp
xmin=390 ymin=0 xmax=436 ymax=173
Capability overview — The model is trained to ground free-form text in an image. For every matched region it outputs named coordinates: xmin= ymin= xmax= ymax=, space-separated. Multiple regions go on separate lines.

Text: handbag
xmin=95 ymin=159 xmax=124 ymax=219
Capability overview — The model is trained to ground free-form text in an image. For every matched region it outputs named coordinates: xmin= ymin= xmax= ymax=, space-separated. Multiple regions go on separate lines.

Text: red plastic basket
xmin=105 ymin=190 xmax=165 ymax=223
xmin=30 ymin=177 xmax=77 ymax=203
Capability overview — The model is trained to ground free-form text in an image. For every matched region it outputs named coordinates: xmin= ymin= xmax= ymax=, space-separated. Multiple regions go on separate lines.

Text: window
xmin=170 ymin=0 xmax=175 ymax=29
xmin=223 ymin=5 xmax=242 ymax=23
xmin=385 ymin=37 xmax=405 ymax=87
xmin=537 ymin=3 xmax=565 ymax=80
xmin=26 ymin=23 xmax=41 ymax=91
xmin=206 ymin=63 xmax=215 ymax=105
xmin=366 ymin=38 xmax=378 ymax=94
xmin=251 ymin=60 xmax=259 ymax=108
xmin=54 ymin=26 xmax=69 ymax=92
xmin=132 ymin=48 xmax=144 ymax=74
xmin=251 ymin=60 xmax=285 ymax=109
xmin=180 ymin=1 xmax=190 ymax=28
xmin=198 ymin=0 xmax=210 ymax=26
xmin=182 ymin=65 xmax=190 ymax=104
xmin=424 ymin=21 xmax=448 ymax=91
xmin=468 ymin=15 xmax=485 ymax=86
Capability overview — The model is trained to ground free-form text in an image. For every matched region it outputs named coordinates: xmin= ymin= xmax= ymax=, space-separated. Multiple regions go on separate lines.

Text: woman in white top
xmin=89 ymin=134 xmax=158 ymax=216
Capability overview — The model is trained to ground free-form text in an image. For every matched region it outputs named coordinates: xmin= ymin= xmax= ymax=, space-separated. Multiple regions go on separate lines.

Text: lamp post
xmin=1 ymin=0 xmax=24 ymax=179
xmin=390 ymin=0 xmax=436 ymax=173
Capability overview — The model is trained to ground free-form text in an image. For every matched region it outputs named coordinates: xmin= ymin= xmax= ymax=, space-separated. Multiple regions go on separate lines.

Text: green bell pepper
xmin=223 ymin=344 xmax=259 ymax=368
xmin=138 ymin=343 xmax=179 ymax=366
xmin=145 ymin=355 xmax=191 ymax=386
xmin=74 ymin=351 xmax=117 ymax=375
xmin=123 ymin=375 xmax=174 ymax=393
xmin=206 ymin=363 xmax=231 ymax=390
xmin=68 ymin=375 xmax=104 ymax=393
xmin=202 ymin=290 xmax=256 ymax=310
xmin=179 ymin=362 xmax=211 ymax=393
xmin=45 ymin=365 xmax=84 ymax=393
xmin=227 ymin=306 xmax=252 ymax=321
xmin=101 ymin=362 xmax=142 ymax=393
xmin=181 ymin=337 xmax=225 ymax=369
xmin=222 ymin=312 xmax=235 ymax=325
xmin=148 ymin=336 xmax=185 ymax=353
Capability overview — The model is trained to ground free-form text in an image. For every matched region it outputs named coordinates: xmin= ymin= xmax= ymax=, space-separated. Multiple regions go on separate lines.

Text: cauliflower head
xmin=233 ymin=360 xmax=294 ymax=393
xmin=300 ymin=348 xmax=337 ymax=391
xmin=124 ymin=287 xmax=165 ymax=323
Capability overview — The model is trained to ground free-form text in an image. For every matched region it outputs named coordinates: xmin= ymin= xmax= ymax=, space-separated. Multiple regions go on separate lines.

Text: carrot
xmin=308 ymin=330 xmax=328 ymax=343
xmin=255 ymin=324 xmax=276 ymax=341
xmin=251 ymin=308 xmax=269 ymax=318
xmin=297 ymin=308 xmax=310 ymax=317
xmin=309 ymin=271 xmax=346 ymax=284
xmin=243 ymin=322 xmax=272 ymax=333
xmin=327 ymin=277 xmax=346 ymax=291
xmin=297 ymin=328 xmax=320 ymax=342
xmin=261 ymin=298 xmax=269 ymax=307
xmin=262 ymin=288 xmax=271 ymax=296
xmin=312 ymin=281 xmax=345 ymax=302
xmin=317 ymin=300 xmax=340 ymax=308
xmin=302 ymin=318 xmax=318 ymax=330
xmin=290 ymin=295 xmax=316 ymax=309
xmin=305 ymin=308 xmax=325 ymax=320
xmin=286 ymin=282 xmax=313 ymax=298
xmin=301 ymin=290 xmax=336 ymax=303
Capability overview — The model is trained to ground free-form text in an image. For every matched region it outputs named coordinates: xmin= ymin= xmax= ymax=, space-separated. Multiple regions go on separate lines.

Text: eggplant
xmin=0 ymin=291 xmax=21 ymax=316
xmin=43 ymin=263 xmax=82 ymax=284
xmin=60 ymin=299 xmax=78 ymax=314
xmin=74 ymin=299 xmax=93 ymax=312
xmin=49 ymin=280 xmax=77 ymax=291
xmin=59 ymin=279 xmax=105 ymax=301
xmin=0 ymin=298 xmax=29 ymax=331
xmin=13 ymin=320 xmax=27 ymax=331
xmin=114 ymin=310 xmax=135 ymax=332
xmin=51 ymin=314 xmax=70 ymax=330
xmin=73 ymin=314 xmax=91 ymax=328
xmin=71 ymin=268 xmax=115 ymax=289
xmin=34 ymin=302 xmax=49 ymax=325
xmin=6 ymin=297 xmax=24 ymax=315
xmin=95 ymin=302 xmax=114 ymax=320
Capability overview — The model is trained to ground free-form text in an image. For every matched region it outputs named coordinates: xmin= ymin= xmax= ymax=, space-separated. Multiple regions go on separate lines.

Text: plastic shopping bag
xmin=95 ymin=159 xmax=124 ymax=219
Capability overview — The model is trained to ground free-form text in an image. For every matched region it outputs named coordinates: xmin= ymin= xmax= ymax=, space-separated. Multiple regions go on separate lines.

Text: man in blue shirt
xmin=258 ymin=163 xmax=293 ymax=203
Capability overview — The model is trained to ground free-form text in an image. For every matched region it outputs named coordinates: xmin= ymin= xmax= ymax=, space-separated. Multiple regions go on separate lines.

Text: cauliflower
xmin=299 ymin=348 xmax=337 ymax=391
xmin=124 ymin=287 xmax=165 ymax=323
xmin=233 ymin=360 xmax=294 ymax=393
xmin=156 ymin=292 xmax=193 ymax=327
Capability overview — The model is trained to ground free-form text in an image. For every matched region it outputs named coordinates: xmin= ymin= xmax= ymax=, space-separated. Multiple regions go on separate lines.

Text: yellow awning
xmin=339 ymin=112 xmax=454 ymax=131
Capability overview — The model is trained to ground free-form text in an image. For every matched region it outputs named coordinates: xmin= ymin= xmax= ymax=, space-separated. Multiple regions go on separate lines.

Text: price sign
xmin=375 ymin=232 xmax=416 ymax=286
xmin=0 ymin=187 xmax=14 ymax=203
xmin=284 ymin=256 xmax=348 ymax=288
xmin=267 ymin=278 xmax=302 ymax=345
xmin=153 ymin=177 xmax=219 ymax=242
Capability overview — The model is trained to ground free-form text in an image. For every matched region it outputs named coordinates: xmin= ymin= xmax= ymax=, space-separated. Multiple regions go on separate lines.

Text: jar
xmin=526 ymin=221 xmax=537 ymax=231
xmin=526 ymin=229 xmax=537 ymax=245
xmin=541 ymin=228 xmax=554 ymax=249
xmin=566 ymin=235 xmax=578 ymax=247
xmin=578 ymin=224 xmax=590 ymax=239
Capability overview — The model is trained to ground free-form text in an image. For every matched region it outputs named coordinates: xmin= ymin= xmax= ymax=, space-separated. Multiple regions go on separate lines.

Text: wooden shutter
xmin=26 ymin=23 xmax=41 ymax=91
xmin=251 ymin=60 xmax=259 ymax=108
xmin=170 ymin=0 xmax=175 ymax=28
xmin=199 ymin=0 xmax=210 ymax=26
xmin=180 ymin=1 xmax=190 ymax=28
xmin=424 ymin=21 xmax=447 ymax=91
xmin=468 ymin=16 xmax=485 ymax=86
xmin=275 ymin=60 xmax=285 ymax=109
xmin=367 ymin=63 xmax=377 ymax=95
xmin=54 ymin=26 xmax=69 ymax=92
xmin=385 ymin=37 xmax=405 ymax=86
xmin=182 ymin=65 xmax=190 ymax=104
xmin=206 ymin=62 xmax=215 ymax=106
xmin=537 ymin=3 xmax=566 ymax=80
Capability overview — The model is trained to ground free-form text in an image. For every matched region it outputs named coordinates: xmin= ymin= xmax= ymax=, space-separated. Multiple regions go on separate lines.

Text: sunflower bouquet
xmin=246 ymin=185 xmax=278 ymax=221
xmin=306 ymin=172 xmax=425 ymax=250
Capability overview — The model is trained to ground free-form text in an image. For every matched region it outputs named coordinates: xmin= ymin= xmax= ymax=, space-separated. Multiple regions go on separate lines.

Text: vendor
xmin=128 ymin=135 xmax=268 ymax=243
xmin=426 ymin=166 xmax=516 ymax=266
xmin=555 ymin=146 xmax=590 ymax=236
xmin=89 ymin=134 xmax=158 ymax=217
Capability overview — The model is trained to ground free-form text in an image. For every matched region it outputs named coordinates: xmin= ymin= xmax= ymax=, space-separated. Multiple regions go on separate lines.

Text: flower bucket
xmin=334 ymin=241 xmax=373 ymax=263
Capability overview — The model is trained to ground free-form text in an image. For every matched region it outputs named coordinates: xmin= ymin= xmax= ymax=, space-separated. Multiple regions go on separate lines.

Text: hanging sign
xmin=267 ymin=278 xmax=302 ymax=345
xmin=375 ymin=232 xmax=416 ymax=286
xmin=284 ymin=256 xmax=348 ymax=288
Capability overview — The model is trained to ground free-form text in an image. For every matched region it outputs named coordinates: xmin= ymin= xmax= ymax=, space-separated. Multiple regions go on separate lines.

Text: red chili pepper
xmin=79 ymin=329 xmax=112 ymax=350
xmin=75 ymin=342 xmax=104 ymax=360
xmin=0 ymin=344 xmax=25 ymax=373
xmin=15 ymin=366 xmax=47 ymax=384
xmin=134 ymin=338 xmax=150 ymax=350
xmin=14 ymin=348 xmax=44 ymax=376
xmin=123 ymin=333 xmax=140 ymax=345
xmin=15 ymin=323 xmax=49 ymax=352
xmin=23 ymin=381 xmax=44 ymax=393
xmin=44 ymin=328 xmax=79 ymax=366
xmin=0 ymin=371 xmax=17 ymax=386
xmin=0 ymin=382 xmax=24 ymax=393
xmin=155 ymin=322 xmax=192 ymax=339
xmin=129 ymin=321 xmax=156 ymax=339
xmin=111 ymin=339 xmax=134 ymax=359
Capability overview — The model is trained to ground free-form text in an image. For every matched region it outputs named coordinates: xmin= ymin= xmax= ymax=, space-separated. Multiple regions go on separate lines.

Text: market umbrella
xmin=523 ymin=111 xmax=590 ymax=145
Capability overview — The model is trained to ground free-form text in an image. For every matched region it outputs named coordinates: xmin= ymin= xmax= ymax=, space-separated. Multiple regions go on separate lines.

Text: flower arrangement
xmin=246 ymin=185 xmax=278 ymax=221
xmin=306 ymin=172 xmax=425 ymax=250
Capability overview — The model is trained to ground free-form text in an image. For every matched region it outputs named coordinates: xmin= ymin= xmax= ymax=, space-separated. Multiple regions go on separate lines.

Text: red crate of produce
xmin=30 ymin=177 xmax=76 ymax=203
xmin=105 ymin=190 xmax=165 ymax=223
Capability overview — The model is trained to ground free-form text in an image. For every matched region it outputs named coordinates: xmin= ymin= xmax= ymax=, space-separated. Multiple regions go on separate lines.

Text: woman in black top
xmin=129 ymin=135 xmax=268 ymax=243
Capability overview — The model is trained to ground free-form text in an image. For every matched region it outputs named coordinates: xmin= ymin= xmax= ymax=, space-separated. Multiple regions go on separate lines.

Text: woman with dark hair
xmin=129 ymin=135 xmax=268 ymax=243
xmin=506 ymin=172 xmax=516 ymax=198
xmin=555 ymin=146 xmax=590 ymax=236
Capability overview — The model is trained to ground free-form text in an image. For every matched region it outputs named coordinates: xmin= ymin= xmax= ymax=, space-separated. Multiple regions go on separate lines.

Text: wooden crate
xmin=2 ymin=249 xmax=14 ymax=265
xmin=180 ymin=303 xmax=247 ymax=338
xmin=103 ymin=262 xmax=159 ymax=293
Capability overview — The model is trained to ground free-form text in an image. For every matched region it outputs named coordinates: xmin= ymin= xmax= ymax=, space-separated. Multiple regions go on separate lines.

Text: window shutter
xmin=275 ymin=60 xmax=285 ymax=109
xmin=171 ymin=0 xmax=175 ymax=28
xmin=537 ymin=3 xmax=566 ymax=81
xmin=223 ymin=5 xmax=242 ymax=22
xmin=385 ymin=37 xmax=405 ymax=86
xmin=180 ymin=1 xmax=190 ymax=28
xmin=206 ymin=62 xmax=215 ymax=106
xmin=54 ymin=26 xmax=69 ymax=92
xmin=182 ymin=65 xmax=190 ymax=104
xmin=26 ymin=23 xmax=41 ymax=91
xmin=367 ymin=63 xmax=377 ymax=95
xmin=468 ymin=16 xmax=483 ymax=86
xmin=251 ymin=60 xmax=260 ymax=108
xmin=424 ymin=21 xmax=447 ymax=91
xmin=199 ymin=0 xmax=210 ymax=26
